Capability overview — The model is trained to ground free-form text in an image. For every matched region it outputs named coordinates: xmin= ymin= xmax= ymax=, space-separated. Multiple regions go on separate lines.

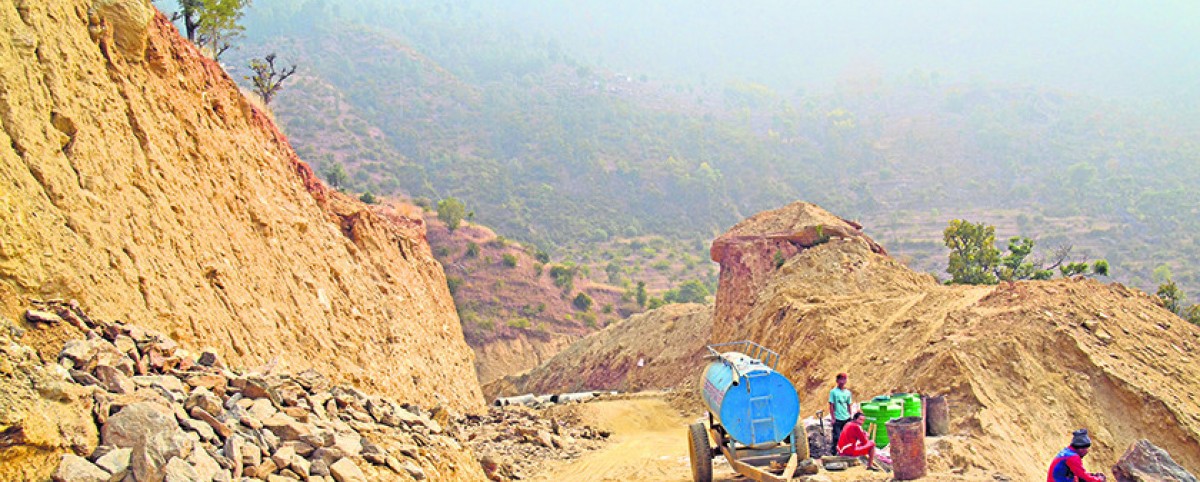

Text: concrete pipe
xmin=495 ymin=394 xmax=537 ymax=407
xmin=550 ymin=392 xmax=598 ymax=404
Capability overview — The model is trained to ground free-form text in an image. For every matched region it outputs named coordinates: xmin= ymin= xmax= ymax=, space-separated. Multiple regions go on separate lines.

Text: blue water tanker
xmin=700 ymin=348 xmax=800 ymax=446
xmin=688 ymin=341 xmax=808 ymax=482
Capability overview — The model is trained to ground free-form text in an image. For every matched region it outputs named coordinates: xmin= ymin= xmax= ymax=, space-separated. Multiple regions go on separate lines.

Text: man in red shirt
xmin=836 ymin=412 xmax=880 ymax=470
xmin=1046 ymin=429 xmax=1107 ymax=482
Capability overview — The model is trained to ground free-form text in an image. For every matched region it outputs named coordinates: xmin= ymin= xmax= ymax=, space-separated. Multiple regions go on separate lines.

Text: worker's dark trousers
xmin=831 ymin=419 xmax=848 ymax=455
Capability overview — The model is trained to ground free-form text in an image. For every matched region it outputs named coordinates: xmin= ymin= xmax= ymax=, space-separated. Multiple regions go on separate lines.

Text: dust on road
xmin=530 ymin=395 xmax=741 ymax=482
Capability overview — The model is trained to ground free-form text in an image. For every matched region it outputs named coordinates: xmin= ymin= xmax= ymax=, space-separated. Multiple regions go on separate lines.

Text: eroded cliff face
xmin=0 ymin=0 xmax=482 ymax=413
xmin=709 ymin=201 xmax=885 ymax=336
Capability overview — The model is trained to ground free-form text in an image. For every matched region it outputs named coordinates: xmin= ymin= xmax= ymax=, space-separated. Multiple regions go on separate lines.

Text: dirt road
xmin=531 ymin=395 xmax=741 ymax=482
xmin=530 ymin=394 xmax=995 ymax=482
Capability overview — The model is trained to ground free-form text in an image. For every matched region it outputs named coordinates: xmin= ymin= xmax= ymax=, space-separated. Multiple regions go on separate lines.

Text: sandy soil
xmin=530 ymin=394 xmax=1004 ymax=482
xmin=531 ymin=395 xmax=739 ymax=482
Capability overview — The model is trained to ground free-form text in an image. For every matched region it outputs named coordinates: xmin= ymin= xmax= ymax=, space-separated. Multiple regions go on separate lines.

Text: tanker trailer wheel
xmin=687 ymin=422 xmax=713 ymax=482
xmin=790 ymin=424 xmax=810 ymax=460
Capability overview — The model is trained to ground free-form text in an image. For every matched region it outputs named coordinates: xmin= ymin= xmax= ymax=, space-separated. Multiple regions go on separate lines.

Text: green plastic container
xmin=859 ymin=402 xmax=880 ymax=445
xmin=902 ymin=393 xmax=922 ymax=418
xmin=875 ymin=401 xmax=904 ymax=448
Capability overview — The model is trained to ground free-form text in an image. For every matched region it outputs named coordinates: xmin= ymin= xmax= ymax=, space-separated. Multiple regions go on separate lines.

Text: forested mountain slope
xmin=235 ymin=0 xmax=1200 ymax=297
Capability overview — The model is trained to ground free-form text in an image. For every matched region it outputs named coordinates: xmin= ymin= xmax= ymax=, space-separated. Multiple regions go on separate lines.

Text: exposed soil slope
xmin=487 ymin=303 xmax=712 ymax=401
xmin=710 ymin=201 xmax=885 ymax=333
xmin=711 ymin=203 xmax=1200 ymax=479
xmin=0 ymin=0 xmax=481 ymax=412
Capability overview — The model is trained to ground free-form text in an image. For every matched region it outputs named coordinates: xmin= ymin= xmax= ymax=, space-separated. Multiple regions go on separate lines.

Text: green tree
xmin=246 ymin=53 xmax=297 ymax=106
xmin=446 ymin=276 xmax=463 ymax=296
xmin=358 ymin=191 xmax=377 ymax=204
xmin=465 ymin=242 xmax=480 ymax=258
xmin=321 ymin=162 xmax=348 ymax=189
xmin=605 ymin=262 xmax=622 ymax=284
xmin=1156 ymin=278 xmax=1200 ymax=326
xmin=171 ymin=0 xmax=251 ymax=60
xmin=1183 ymin=305 xmax=1200 ymax=326
xmin=943 ymin=220 xmax=1000 ymax=285
xmin=635 ymin=281 xmax=648 ymax=307
xmin=944 ymin=220 xmax=1106 ymax=285
xmin=437 ymin=197 xmax=466 ymax=230
xmin=572 ymin=292 xmax=593 ymax=311
xmin=664 ymin=279 xmax=710 ymax=303
xmin=502 ymin=253 xmax=518 ymax=268
xmin=1157 ymin=279 xmax=1186 ymax=315
xmin=549 ymin=263 xmax=577 ymax=292
xmin=1060 ymin=262 xmax=1090 ymax=277
xmin=997 ymin=236 xmax=1038 ymax=281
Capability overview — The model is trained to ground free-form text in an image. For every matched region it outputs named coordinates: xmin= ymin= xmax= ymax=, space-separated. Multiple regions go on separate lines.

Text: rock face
xmin=709 ymin=201 xmax=885 ymax=335
xmin=1113 ymin=440 xmax=1198 ymax=482
xmin=0 ymin=0 xmax=482 ymax=417
xmin=708 ymin=202 xmax=1200 ymax=480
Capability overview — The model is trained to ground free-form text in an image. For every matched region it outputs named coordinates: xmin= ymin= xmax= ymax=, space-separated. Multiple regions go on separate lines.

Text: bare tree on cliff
xmin=246 ymin=53 xmax=297 ymax=106
xmin=169 ymin=0 xmax=250 ymax=61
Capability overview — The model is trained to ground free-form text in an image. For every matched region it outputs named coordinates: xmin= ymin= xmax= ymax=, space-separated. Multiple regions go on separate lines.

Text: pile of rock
xmin=28 ymin=300 xmax=479 ymax=481
xmin=460 ymin=405 xmax=609 ymax=480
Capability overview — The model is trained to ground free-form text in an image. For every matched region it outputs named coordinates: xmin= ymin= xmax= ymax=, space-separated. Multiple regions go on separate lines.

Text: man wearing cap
xmin=1046 ymin=429 xmax=1107 ymax=482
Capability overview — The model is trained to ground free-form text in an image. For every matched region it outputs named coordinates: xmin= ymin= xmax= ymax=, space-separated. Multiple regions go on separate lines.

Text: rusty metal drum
xmin=924 ymin=395 xmax=949 ymax=436
xmin=886 ymin=416 xmax=927 ymax=480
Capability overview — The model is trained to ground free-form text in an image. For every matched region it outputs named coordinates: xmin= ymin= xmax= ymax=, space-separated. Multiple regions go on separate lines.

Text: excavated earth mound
xmin=486 ymin=303 xmax=713 ymax=401
xmin=507 ymin=202 xmax=1200 ymax=480
xmin=710 ymin=203 xmax=1200 ymax=480
xmin=0 ymin=0 xmax=481 ymax=417
xmin=710 ymin=201 xmax=886 ymax=337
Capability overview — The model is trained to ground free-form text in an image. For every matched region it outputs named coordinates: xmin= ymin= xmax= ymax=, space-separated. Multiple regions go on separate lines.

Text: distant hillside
xmin=411 ymin=200 xmax=714 ymax=384
xmin=236 ymin=1 xmax=1200 ymax=299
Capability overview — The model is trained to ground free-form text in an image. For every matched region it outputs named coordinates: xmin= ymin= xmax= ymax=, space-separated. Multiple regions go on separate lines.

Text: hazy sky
xmin=480 ymin=1 xmax=1200 ymax=99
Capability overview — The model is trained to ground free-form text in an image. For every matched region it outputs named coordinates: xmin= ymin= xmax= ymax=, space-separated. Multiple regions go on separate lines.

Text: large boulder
xmin=101 ymin=403 xmax=191 ymax=482
xmin=1113 ymin=440 xmax=1198 ymax=482
xmin=51 ymin=454 xmax=109 ymax=482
